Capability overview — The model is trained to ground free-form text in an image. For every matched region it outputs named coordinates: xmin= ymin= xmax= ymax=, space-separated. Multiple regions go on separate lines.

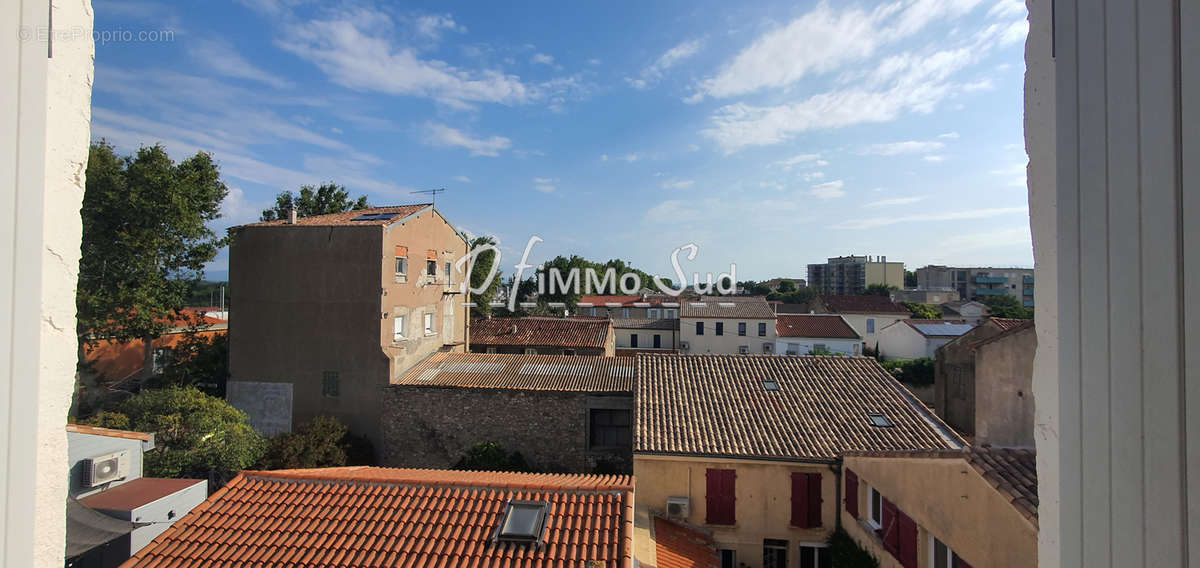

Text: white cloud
xmin=424 ymin=122 xmax=512 ymax=156
xmin=938 ymin=131 xmax=960 ymax=139
xmin=865 ymin=196 xmax=927 ymax=208
xmin=923 ymin=154 xmax=947 ymax=162
xmin=533 ymin=177 xmax=558 ymax=192
xmin=808 ymin=180 xmax=845 ymax=199
xmin=695 ymin=0 xmax=981 ymax=100
xmin=532 ymin=53 xmax=555 ymax=65
xmin=861 ymin=140 xmax=945 ymax=155
xmin=414 ymin=13 xmax=465 ymax=40
xmin=771 ymin=153 xmax=822 ymax=169
xmin=628 ymin=39 xmax=703 ymax=89
xmin=453 ymin=175 xmax=471 ymax=183
xmin=803 ymin=171 xmax=825 ymax=182
xmin=991 ymin=162 xmax=1028 ymax=186
xmin=988 ymin=0 xmax=1027 ymax=19
xmin=277 ymin=7 xmax=531 ymax=106
xmin=189 ymin=39 xmax=293 ymax=88
xmin=832 ymin=206 xmax=1028 ymax=230
xmin=660 ymin=178 xmax=694 ymax=190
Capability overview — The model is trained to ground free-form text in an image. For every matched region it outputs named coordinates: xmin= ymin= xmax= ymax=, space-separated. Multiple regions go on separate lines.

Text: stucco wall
xmin=837 ymin=313 xmax=907 ymax=350
xmin=634 ymin=454 xmax=836 ymax=568
xmin=842 ymin=456 xmax=1038 ymax=568
xmin=876 ymin=323 xmax=924 ymax=360
xmin=614 ymin=327 xmax=677 ymax=351
xmin=66 ymin=432 xmax=147 ymax=498
xmin=975 ymin=326 xmax=1036 ymax=447
xmin=382 ymin=386 xmax=633 ymax=473
xmin=774 ymin=337 xmax=859 ymax=356
xmin=680 ymin=317 xmax=776 ymax=354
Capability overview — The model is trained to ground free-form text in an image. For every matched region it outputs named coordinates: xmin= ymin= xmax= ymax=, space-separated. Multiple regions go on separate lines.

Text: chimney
xmin=287 ymin=206 xmax=297 ymax=225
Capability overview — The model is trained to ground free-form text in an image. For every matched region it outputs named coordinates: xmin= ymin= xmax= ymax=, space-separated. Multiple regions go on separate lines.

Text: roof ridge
xmin=242 ymin=467 xmax=635 ymax=491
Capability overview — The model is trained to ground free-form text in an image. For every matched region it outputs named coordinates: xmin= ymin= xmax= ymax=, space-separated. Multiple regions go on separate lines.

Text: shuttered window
xmin=898 ymin=509 xmax=918 ymax=568
xmin=845 ymin=469 xmax=859 ymax=519
xmin=790 ymin=472 xmax=822 ymax=528
xmin=877 ymin=496 xmax=918 ymax=568
xmin=878 ymin=498 xmax=900 ymax=556
xmin=705 ymin=469 xmax=736 ymax=525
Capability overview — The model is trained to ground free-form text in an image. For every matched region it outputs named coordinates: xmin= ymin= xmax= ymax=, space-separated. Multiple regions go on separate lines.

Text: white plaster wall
xmin=877 ymin=323 xmax=926 ymax=360
xmin=774 ymin=337 xmax=858 ymax=355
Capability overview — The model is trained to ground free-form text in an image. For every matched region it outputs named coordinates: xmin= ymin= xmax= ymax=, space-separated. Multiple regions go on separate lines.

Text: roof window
xmin=762 ymin=378 xmax=780 ymax=391
xmin=497 ymin=500 xmax=549 ymax=543
xmin=867 ymin=413 xmax=894 ymax=427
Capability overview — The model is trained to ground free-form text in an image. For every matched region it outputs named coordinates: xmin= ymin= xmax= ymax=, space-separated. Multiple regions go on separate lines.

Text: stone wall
xmin=381 ymin=386 xmax=632 ymax=473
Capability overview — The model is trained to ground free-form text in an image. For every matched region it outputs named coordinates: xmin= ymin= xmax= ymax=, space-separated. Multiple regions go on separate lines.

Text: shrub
xmin=827 ymin=527 xmax=879 ymax=568
xmin=454 ymin=441 xmax=535 ymax=472
xmin=880 ymin=357 xmax=935 ymax=386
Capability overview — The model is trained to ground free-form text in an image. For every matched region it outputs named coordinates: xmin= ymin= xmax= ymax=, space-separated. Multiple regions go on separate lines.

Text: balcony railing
xmin=1023 ymin=275 xmax=1035 ymax=284
xmin=1023 ymin=287 xmax=1034 ymax=295
xmin=974 ymin=275 xmax=1008 ymax=284
xmin=974 ymin=287 xmax=1008 ymax=295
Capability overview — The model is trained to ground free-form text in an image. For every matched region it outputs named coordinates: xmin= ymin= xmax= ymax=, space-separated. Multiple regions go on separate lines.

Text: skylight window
xmin=497 ymin=500 xmax=549 ymax=543
xmin=867 ymin=413 xmax=894 ymax=427
xmin=762 ymin=378 xmax=780 ymax=391
xmin=350 ymin=212 xmax=398 ymax=221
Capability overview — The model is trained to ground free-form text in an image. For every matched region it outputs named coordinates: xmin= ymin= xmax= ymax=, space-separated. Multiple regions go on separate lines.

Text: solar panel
xmin=350 ymin=212 xmax=399 ymax=221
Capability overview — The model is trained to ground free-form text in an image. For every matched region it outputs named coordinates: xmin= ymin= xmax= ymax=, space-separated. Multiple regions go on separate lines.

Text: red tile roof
xmin=472 ymin=316 xmax=611 ymax=349
xmin=966 ymin=446 xmax=1038 ymax=527
xmin=80 ymin=477 xmax=205 ymax=511
xmin=577 ymin=295 xmax=683 ymax=307
xmin=991 ymin=317 xmax=1031 ymax=331
xmin=818 ymin=295 xmax=910 ymax=314
xmin=243 ymin=204 xmax=431 ymax=227
xmin=775 ymin=314 xmax=860 ymax=339
xmin=394 ymin=352 xmax=634 ymax=392
xmin=680 ymin=296 xmax=776 ymax=319
xmin=121 ymin=466 xmax=634 ymax=568
xmin=652 ymin=517 xmax=720 ymax=568
xmin=66 ymin=424 xmax=154 ymax=442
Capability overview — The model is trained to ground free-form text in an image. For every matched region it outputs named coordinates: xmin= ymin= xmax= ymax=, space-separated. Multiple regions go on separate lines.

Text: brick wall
xmin=381 ymin=386 xmax=632 ymax=473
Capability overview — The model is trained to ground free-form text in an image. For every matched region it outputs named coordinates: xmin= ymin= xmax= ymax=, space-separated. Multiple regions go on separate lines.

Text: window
xmin=648 ymin=308 xmax=660 ymax=318
xmin=665 ymin=308 xmax=678 ymax=318
xmin=868 ymin=486 xmax=883 ymax=529
xmin=719 ymin=549 xmax=736 ymax=568
xmin=445 ymin=261 xmax=452 ymax=284
xmin=738 ymin=345 xmax=749 ymax=354
xmin=799 ymin=545 xmax=831 ymax=568
xmin=589 ymin=307 xmax=597 ymax=316
xmin=866 ymin=318 xmax=876 ymax=333
xmin=393 ymin=315 xmax=405 ymax=341
xmin=486 ymin=347 xmax=497 ymax=354
xmin=813 ymin=343 xmax=827 ymax=353
xmin=787 ymin=342 xmax=800 ymax=355
xmin=791 ymin=472 xmax=822 ymax=528
xmin=395 ymin=256 xmax=407 ymax=275
xmin=696 ymin=322 xmax=705 ymax=335
xmin=589 ymin=408 xmax=631 ymax=448
xmin=426 ymin=259 xmax=437 ymax=277
xmin=930 ymin=536 xmax=968 ymax=568
xmin=322 ymin=371 xmax=339 ymax=398
xmin=497 ymin=500 xmax=549 ymax=542
xmin=738 ymin=322 xmax=746 ymax=336
xmin=630 ymin=333 xmax=639 ymax=348
xmin=653 ymin=334 xmax=661 ymax=348
xmin=868 ymin=413 xmax=894 ymax=427
xmin=705 ymin=469 xmax=736 ymax=525
xmin=715 ymin=322 xmax=724 ymax=336
xmin=763 ymin=539 xmax=788 ymax=568
xmin=621 ymin=307 xmax=629 ymax=318
xmin=758 ymin=322 xmax=767 ymax=336
xmin=424 ymin=313 xmax=434 ymax=335
xmin=763 ymin=378 xmax=780 ymax=391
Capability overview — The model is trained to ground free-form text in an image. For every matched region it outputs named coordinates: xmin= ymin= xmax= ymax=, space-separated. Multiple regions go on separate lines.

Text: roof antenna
xmin=410 ymin=188 xmax=446 ymax=206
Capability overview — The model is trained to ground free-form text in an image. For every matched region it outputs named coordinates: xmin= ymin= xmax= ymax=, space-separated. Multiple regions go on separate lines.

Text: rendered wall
xmin=680 ymin=317 xmax=776 ymax=354
xmin=975 ymin=327 xmax=1036 ymax=447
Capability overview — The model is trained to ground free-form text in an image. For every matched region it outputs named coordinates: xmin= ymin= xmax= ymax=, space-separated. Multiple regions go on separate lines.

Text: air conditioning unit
xmin=680 ymin=341 xmax=690 ymax=352
xmin=666 ymin=496 xmax=690 ymax=520
xmin=738 ymin=345 xmax=749 ymax=354
xmin=762 ymin=343 xmax=773 ymax=353
xmin=83 ymin=450 xmax=129 ymax=487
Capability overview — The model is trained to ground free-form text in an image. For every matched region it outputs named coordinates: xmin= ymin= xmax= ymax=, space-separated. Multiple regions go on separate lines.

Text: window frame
xmin=621 ymin=307 xmax=630 ymax=318
xmin=426 ymin=258 xmax=437 ymax=277
xmin=630 ymin=333 xmax=639 ymax=348
xmin=798 ymin=543 xmax=831 ymax=568
xmin=588 ymin=408 xmax=632 ymax=450
xmin=866 ymin=317 xmax=876 ymax=333
xmin=868 ymin=486 xmax=883 ymax=529
xmin=654 ymin=334 xmax=662 ymax=348
xmin=763 ymin=538 xmax=789 ymax=568
xmin=696 ymin=321 xmax=705 ymax=335
xmin=322 ymin=371 xmax=340 ymax=398
xmin=715 ymin=321 xmax=724 ymax=336
xmin=393 ymin=315 xmax=406 ymax=341
xmin=719 ymin=549 xmax=736 ymax=568
xmin=648 ymin=308 xmax=660 ymax=318
xmin=424 ymin=312 xmax=435 ymax=335
xmin=395 ymin=256 xmax=408 ymax=276
xmin=758 ymin=322 xmax=767 ymax=336
xmin=738 ymin=322 xmax=747 ymax=336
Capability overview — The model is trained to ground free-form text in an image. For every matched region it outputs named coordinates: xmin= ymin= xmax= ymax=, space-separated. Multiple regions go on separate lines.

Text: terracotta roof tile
xmin=990 ymin=317 xmax=1033 ymax=331
xmin=966 ymin=446 xmax=1039 ymax=527
xmin=635 ymin=354 xmax=963 ymax=461
xmin=652 ymin=517 xmax=719 ymax=568
xmin=66 ymin=423 xmax=154 ymax=442
xmin=818 ymin=295 xmax=910 ymax=314
xmin=680 ymin=296 xmax=775 ymax=319
xmin=775 ymin=314 xmax=860 ymax=339
xmin=81 ymin=478 xmax=205 ymax=511
xmin=241 ymin=204 xmax=431 ymax=228
xmin=577 ymin=295 xmax=682 ymax=308
xmin=121 ymin=467 xmax=634 ymax=568
xmin=472 ymin=317 xmax=611 ymax=349
xmin=394 ymin=353 xmax=634 ymax=392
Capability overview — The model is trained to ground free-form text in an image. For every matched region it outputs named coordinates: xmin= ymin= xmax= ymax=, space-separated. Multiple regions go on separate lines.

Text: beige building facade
xmin=227 ymin=205 xmax=468 ymax=451
xmin=679 ymin=297 xmax=777 ymax=354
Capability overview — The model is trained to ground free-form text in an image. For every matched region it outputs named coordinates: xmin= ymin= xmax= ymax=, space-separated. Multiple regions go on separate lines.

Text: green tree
xmin=880 ymin=357 xmax=936 ymax=386
xmin=978 ymin=294 xmax=1034 ymax=319
xmin=901 ymin=301 xmax=941 ymax=319
xmin=769 ymin=285 xmax=818 ymax=305
xmin=862 ymin=283 xmax=898 ymax=296
xmin=904 ymin=270 xmax=918 ymax=288
xmin=144 ymin=328 xmax=229 ymax=397
xmin=777 ymin=279 xmax=797 ymax=293
xmin=257 ymin=416 xmax=350 ymax=470
xmin=260 ymin=182 xmax=369 ymax=221
xmin=463 ymin=235 xmax=502 ymax=316
xmin=827 ymin=527 xmax=879 ymax=568
xmin=739 ymin=281 xmax=772 ymax=296
xmin=454 ymin=441 xmax=535 ymax=472
xmin=83 ymin=386 xmax=264 ymax=488
xmin=79 ymin=142 xmax=229 ymax=344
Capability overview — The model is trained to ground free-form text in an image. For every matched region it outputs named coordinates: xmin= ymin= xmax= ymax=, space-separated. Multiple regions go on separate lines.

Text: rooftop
xmin=967 ymin=446 xmax=1039 ymax=527
xmin=80 ymin=477 xmax=205 ymax=511
xmin=610 ymin=318 xmax=680 ymax=330
xmin=818 ymin=295 xmax=911 ymax=314
xmin=393 ymin=352 xmax=634 ymax=392
xmin=635 ymin=354 xmax=963 ymax=461
xmin=680 ymin=296 xmax=775 ymax=319
xmin=121 ymin=466 xmax=634 ymax=568
xmin=903 ymin=320 xmax=975 ymax=337
xmin=990 ymin=317 xmax=1032 ymax=331
xmin=471 ymin=316 xmax=611 ymax=348
xmin=652 ymin=517 xmax=720 ymax=568
xmin=775 ymin=314 xmax=860 ymax=339
xmin=242 ymin=204 xmax=431 ymax=227
xmin=66 ymin=423 xmax=154 ymax=443
xmin=577 ymin=294 xmax=686 ymax=308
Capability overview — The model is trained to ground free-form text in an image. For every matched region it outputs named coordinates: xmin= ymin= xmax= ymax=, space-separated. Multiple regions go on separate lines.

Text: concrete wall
xmin=126 ymin=481 xmax=207 ymax=553
xmin=381 ymin=386 xmax=633 ymax=473
xmin=680 ymin=317 xmax=776 ymax=354
xmin=66 ymin=432 xmax=148 ymax=498
xmin=614 ymin=327 xmax=678 ymax=351
xmin=934 ymin=323 xmax=1008 ymax=436
xmin=834 ymin=313 xmax=907 ymax=351
xmin=842 ymin=455 xmax=1038 ymax=568
xmin=634 ymin=454 xmax=836 ymax=568
xmin=876 ymin=323 xmax=926 ymax=360
xmin=2 ymin=1 xmax=93 ymax=565
xmin=975 ymin=326 xmax=1036 ymax=447
xmin=774 ymin=337 xmax=859 ymax=356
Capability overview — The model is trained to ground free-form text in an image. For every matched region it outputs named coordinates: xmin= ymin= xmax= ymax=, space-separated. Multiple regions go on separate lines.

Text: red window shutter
xmin=879 ymin=498 xmax=900 ymax=556
xmin=706 ymin=469 xmax=736 ymax=525
xmin=807 ymin=473 xmax=822 ymax=527
xmin=898 ymin=510 xmax=918 ymax=568
xmin=395 ymin=245 xmax=407 ymax=257
xmin=845 ymin=469 xmax=859 ymax=519
xmin=791 ymin=472 xmax=808 ymax=527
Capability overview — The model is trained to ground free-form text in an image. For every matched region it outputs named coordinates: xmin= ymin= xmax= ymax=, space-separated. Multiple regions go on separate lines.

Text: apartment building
xmin=914 ymin=266 xmax=1035 ymax=307
xmin=774 ymin=313 xmax=861 ymax=355
xmin=679 ymin=296 xmax=777 ymax=354
xmin=807 ymin=255 xmax=904 ymax=295
xmin=811 ymin=295 xmax=911 ymax=351
xmin=226 ymin=204 xmax=469 ymax=451
xmin=576 ymin=294 xmax=681 ymax=319
xmin=635 ymin=354 xmax=963 ymax=568
xmin=469 ymin=316 xmax=614 ymax=356
xmin=890 ymin=288 xmax=960 ymax=305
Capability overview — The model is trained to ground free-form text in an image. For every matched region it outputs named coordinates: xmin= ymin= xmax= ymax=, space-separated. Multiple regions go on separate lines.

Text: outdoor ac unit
xmin=666 ymin=496 xmax=690 ymax=520
xmin=738 ymin=345 xmax=749 ymax=354
xmin=762 ymin=343 xmax=773 ymax=353
xmin=680 ymin=341 xmax=690 ymax=351
xmin=83 ymin=450 xmax=129 ymax=487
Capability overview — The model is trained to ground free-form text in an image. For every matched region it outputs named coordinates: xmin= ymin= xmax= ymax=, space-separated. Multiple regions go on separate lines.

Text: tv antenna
xmin=411 ymin=188 xmax=446 ymax=205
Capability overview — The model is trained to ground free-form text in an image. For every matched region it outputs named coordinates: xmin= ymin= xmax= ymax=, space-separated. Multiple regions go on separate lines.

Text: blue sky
xmin=91 ymin=0 xmax=1031 ymax=282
